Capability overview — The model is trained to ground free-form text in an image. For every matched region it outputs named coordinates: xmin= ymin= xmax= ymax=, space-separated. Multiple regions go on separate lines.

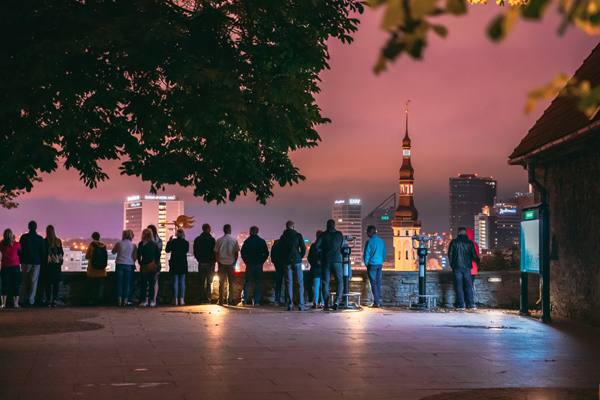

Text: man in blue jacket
xmin=19 ymin=221 xmax=46 ymax=307
xmin=363 ymin=225 xmax=387 ymax=308
xmin=240 ymin=226 xmax=269 ymax=307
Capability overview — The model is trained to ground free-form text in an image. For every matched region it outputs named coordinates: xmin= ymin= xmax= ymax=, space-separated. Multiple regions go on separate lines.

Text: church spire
xmin=403 ymin=100 xmax=411 ymax=146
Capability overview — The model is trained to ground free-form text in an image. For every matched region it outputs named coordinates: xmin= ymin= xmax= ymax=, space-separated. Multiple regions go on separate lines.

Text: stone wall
xmin=537 ymin=140 xmax=600 ymax=327
xmin=31 ymin=270 xmax=539 ymax=309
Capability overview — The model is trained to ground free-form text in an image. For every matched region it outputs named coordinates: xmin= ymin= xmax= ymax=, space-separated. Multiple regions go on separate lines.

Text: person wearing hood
xmin=278 ymin=221 xmax=307 ymax=311
xmin=466 ymin=229 xmax=480 ymax=306
xmin=307 ymin=230 xmax=324 ymax=308
xmin=85 ymin=232 xmax=108 ymax=305
xmin=313 ymin=219 xmax=344 ymax=310
xmin=448 ymin=227 xmax=480 ymax=310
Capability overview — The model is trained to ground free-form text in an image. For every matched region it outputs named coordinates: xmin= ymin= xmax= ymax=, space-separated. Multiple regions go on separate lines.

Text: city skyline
xmin=1 ymin=8 xmax=597 ymax=241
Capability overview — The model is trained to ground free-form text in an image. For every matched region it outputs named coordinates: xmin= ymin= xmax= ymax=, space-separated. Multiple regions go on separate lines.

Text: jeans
xmin=242 ymin=264 xmax=263 ymax=305
xmin=115 ymin=264 xmax=134 ymax=301
xmin=367 ymin=264 xmax=383 ymax=305
xmin=274 ymin=264 xmax=286 ymax=303
xmin=217 ymin=263 xmax=235 ymax=303
xmin=313 ymin=277 xmax=322 ymax=305
xmin=141 ymin=271 xmax=157 ymax=303
xmin=322 ymin=262 xmax=343 ymax=306
xmin=173 ymin=274 xmax=186 ymax=299
xmin=454 ymin=269 xmax=474 ymax=308
xmin=285 ymin=263 xmax=305 ymax=307
xmin=1 ymin=266 xmax=22 ymax=296
xmin=21 ymin=264 xmax=40 ymax=305
xmin=198 ymin=263 xmax=215 ymax=303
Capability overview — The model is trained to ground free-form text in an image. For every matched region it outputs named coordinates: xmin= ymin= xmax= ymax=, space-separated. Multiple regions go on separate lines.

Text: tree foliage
xmin=368 ymin=0 xmax=600 ymax=115
xmin=479 ymin=244 xmax=520 ymax=271
xmin=0 ymin=0 xmax=362 ymax=207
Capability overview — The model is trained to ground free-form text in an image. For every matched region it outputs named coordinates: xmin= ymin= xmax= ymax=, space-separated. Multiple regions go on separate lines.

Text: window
xmin=406 ymin=251 xmax=409 ymax=260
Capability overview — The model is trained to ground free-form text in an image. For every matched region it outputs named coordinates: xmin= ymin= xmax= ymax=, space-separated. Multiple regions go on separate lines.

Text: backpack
xmin=90 ymin=243 xmax=108 ymax=270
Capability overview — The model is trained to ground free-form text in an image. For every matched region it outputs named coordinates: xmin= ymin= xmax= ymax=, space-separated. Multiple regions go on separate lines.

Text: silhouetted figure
xmin=270 ymin=238 xmax=286 ymax=306
xmin=279 ymin=221 xmax=307 ymax=311
xmin=1 ymin=229 xmax=22 ymax=309
xmin=448 ymin=227 xmax=480 ymax=310
xmin=166 ymin=228 xmax=189 ymax=306
xmin=86 ymin=232 xmax=108 ymax=306
xmin=194 ymin=224 xmax=216 ymax=304
xmin=19 ymin=220 xmax=46 ymax=306
xmin=307 ymin=230 xmax=324 ymax=309
xmin=138 ymin=229 xmax=160 ymax=307
xmin=113 ymin=229 xmax=137 ymax=307
xmin=240 ymin=226 xmax=269 ymax=307
xmin=214 ymin=224 xmax=239 ymax=306
xmin=363 ymin=225 xmax=387 ymax=308
xmin=42 ymin=225 xmax=64 ymax=307
xmin=314 ymin=219 xmax=343 ymax=310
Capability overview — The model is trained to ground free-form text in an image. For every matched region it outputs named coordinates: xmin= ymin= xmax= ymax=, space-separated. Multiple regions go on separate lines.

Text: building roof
xmin=508 ymin=41 xmax=600 ymax=163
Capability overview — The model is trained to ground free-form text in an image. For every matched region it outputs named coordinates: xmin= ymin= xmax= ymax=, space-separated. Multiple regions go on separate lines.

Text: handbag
xmin=140 ymin=260 xmax=157 ymax=274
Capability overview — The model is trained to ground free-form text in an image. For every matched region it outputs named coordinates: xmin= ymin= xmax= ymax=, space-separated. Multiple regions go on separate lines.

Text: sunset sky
xmin=2 ymin=5 xmax=599 ymax=241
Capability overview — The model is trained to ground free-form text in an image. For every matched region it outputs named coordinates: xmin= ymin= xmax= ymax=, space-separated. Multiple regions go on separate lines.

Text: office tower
xmin=362 ymin=193 xmax=395 ymax=262
xmin=332 ymin=198 xmax=362 ymax=266
xmin=449 ymin=174 xmax=496 ymax=238
xmin=123 ymin=194 xmax=184 ymax=268
xmin=392 ymin=107 xmax=421 ymax=271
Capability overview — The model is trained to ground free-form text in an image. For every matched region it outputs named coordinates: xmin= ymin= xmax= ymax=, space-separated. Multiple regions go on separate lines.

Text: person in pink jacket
xmin=466 ymin=229 xmax=480 ymax=308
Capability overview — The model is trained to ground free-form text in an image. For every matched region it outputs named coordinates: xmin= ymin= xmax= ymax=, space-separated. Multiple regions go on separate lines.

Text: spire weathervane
xmin=405 ymin=100 xmax=410 ymax=133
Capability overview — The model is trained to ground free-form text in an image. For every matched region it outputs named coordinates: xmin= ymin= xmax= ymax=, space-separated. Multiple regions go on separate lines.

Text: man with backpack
xmin=85 ymin=232 xmax=108 ymax=305
xmin=278 ymin=221 xmax=307 ymax=311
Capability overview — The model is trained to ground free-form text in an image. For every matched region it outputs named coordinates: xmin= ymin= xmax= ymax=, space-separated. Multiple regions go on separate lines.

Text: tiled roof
xmin=509 ymin=41 xmax=600 ymax=161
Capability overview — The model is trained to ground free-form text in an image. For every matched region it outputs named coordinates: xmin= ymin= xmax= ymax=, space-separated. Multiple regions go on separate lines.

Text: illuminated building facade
xmin=449 ymin=174 xmax=496 ymax=238
xmin=332 ymin=198 xmax=362 ymax=266
xmin=392 ymin=108 xmax=421 ymax=271
xmin=123 ymin=195 xmax=184 ymax=268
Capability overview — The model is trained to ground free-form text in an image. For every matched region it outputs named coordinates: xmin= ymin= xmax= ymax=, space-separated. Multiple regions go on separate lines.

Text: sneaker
xmin=298 ymin=306 xmax=308 ymax=311
xmin=139 ymin=302 xmax=148 ymax=307
xmin=287 ymin=305 xmax=293 ymax=311
xmin=126 ymin=301 xmax=133 ymax=306
xmin=227 ymin=301 xmax=235 ymax=306
xmin=179 ymin=299 xmax=185 ymax=306
xmin=237 ymin=302 xmax=246 ymax=307
xmin=253 ymin=303 xmax=260 ymax=308
xmin=173 ymin=299 xmax=179 ymax=306
xmin=468 ymin=306 xmax=477 ymax=310
xmin=274 ymin=301 xmax=279 ymax=307
xmin=457 ymin=307 xmax=466 ymax=311
xmin=323 ymin=304 xmax=330 ymax=311
xmin=332 ymin=304 xmax=339 ymax=311
xmin=51 ymin=301 xmax=57 ymax=308
xmin=370 ymin=303 xmax=378 ymax=308
xmin=150 ymin=302 xmax=156 ymax=307
xmin=0 ymin=304 xmax=5 ymax=309
xmin=311 ymin=304 xmax=317 ymax=309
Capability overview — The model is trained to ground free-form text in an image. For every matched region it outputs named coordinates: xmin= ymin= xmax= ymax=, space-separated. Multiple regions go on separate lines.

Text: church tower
xmin=392 ymin=102 xmax=422 ymax=271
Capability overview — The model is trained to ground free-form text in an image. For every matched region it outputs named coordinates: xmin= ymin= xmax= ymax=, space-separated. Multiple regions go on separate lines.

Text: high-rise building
xmin=449 ymin=174 xmax=496 ymax=238
xmin=123 ymin=195 xmax=184 ymax=268
xmin=362 ymin=193 xmax=395 ymax=262
xmin=332 ymin=198 xmax=362 ymax=266
xmin=392 ymin=107 xmax=421 ymax=271
xmin=474 ymin=206 xmax=494 ymax=250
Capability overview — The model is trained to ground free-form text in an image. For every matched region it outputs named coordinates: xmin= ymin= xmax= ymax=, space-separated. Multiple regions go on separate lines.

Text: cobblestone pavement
xmin=0 ymin=305 xmax=598 ymax=400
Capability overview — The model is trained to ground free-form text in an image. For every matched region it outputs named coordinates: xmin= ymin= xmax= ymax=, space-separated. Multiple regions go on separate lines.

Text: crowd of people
xmin=0 ymin=219 xmax=480 ymax=311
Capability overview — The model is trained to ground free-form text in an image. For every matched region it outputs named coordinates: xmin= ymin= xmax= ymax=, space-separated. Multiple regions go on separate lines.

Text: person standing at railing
xmin=363 ymin=225 xmax=387 ymax=308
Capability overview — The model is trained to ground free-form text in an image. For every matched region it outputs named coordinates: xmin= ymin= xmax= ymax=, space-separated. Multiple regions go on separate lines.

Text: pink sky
xmin=2 ymin=5 xmax=598 ymax=240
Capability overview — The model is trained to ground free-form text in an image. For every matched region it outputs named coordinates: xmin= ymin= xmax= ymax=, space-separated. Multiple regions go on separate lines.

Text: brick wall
xmin=538 ymin=142 xmax=600 ymax=327
xmin=40 ymin=270 xmax=539 ymax=309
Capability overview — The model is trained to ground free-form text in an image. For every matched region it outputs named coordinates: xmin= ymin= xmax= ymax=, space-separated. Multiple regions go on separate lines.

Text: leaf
xmin=382 ymin=0 xmax=406 ymax=30
xmin=446 ymin=0 xmax=467 ymax=15
xmin=431 ymin=24 xmax=449 ymax=37
xmin=487 ymin=7 xmax=520 ymax=41
xmin=411 ymin=0 xmax=440 ymax=18
xmin=522 ymin=0 xmax=551 ymax=19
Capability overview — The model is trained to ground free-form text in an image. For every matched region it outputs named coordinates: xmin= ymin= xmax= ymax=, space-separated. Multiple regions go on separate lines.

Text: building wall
xmin=449 ymin=175 xmax=497 ymax=238
xmin=537 ymin=144 xmax=600 ymax=327
xmin=392 ymin=226 xmax=420 ymax=271
xmin=34 ymin=270 xmax=539 ymax=310
xmin=332 ymin=201 xmax=362 ymax=266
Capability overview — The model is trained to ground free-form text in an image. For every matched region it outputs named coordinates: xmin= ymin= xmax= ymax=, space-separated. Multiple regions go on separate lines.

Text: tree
xmin=0 ymin=0 xmax=362 ymax=207
xmin=368 ymin=0 xmax=600 ymax=116
xmin=479 ymin=245 xmax=520 ymax=271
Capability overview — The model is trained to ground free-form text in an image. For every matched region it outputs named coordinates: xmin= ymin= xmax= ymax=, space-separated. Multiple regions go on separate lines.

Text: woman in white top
xmin=112 ymin=230 xmax=137 ymax=306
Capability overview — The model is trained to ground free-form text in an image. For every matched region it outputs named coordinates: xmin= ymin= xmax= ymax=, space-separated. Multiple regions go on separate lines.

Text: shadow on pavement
xmin=0 ymin=308 xmax=103 ymax=337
